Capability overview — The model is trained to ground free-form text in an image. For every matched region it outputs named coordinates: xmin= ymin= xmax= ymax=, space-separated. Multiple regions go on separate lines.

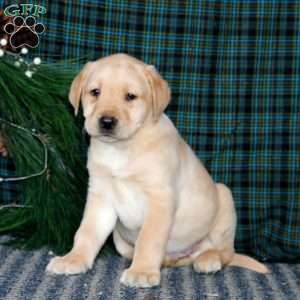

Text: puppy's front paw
xmin=120 ymin=267 xmax=160 ymax=288
xmin=46 ymin=253 xmax=91 ymax=275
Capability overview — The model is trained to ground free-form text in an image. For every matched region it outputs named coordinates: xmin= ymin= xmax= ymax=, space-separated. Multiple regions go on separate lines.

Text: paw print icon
xmin=4 ymin=16 xmax=45 ymax=48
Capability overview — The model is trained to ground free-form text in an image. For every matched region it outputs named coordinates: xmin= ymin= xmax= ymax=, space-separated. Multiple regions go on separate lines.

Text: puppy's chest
xmin=91 ymin=146 xmax=146 ymax=230
xmin=113 ymin=179 xmax=146 ymax=230
xmin=92 ymin=145 xmax=133 ymax=177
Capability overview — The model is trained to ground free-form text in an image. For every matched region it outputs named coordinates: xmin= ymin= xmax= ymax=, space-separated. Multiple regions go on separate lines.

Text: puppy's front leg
xmin=121 ymin=189 xmax=174 ymax=288
xmin=46 ymin=189 xmax=117 ymax=275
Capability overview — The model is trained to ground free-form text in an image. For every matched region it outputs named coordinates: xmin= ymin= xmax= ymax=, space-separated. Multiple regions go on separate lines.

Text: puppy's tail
xmin=228 ymin=253 xmax=269 ymax=274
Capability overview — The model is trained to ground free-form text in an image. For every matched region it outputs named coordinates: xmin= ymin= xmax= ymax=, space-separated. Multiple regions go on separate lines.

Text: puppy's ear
xmin=145 ymin=65 xmax=171 ymax=122
xmin=69 ymin=62 xmax=92 ymax=115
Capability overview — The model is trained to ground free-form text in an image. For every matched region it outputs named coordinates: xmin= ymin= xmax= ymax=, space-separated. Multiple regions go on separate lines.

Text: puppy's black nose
xmin=99 ymin=116 xmax=118 ymax=131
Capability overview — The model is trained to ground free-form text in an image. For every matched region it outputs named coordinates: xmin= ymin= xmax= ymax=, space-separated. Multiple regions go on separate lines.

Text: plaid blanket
xmin=0 ymin=0 xmax=299 ymax=261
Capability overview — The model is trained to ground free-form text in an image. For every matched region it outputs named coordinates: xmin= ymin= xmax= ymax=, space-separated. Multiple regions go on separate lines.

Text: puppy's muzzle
xmin=99 ymin=116 xmax=118 ymax=133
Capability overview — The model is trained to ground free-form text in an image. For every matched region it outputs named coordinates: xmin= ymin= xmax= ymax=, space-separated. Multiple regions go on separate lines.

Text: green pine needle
xmin=0 ymin=57 xmax=87 ymax=254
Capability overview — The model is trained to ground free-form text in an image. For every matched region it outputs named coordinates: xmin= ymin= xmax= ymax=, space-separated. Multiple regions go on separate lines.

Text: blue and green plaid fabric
xmin=1 ymin=0 xmax=299 ymax=261
xmin=0 ymin=156 xmax=19 ymax=204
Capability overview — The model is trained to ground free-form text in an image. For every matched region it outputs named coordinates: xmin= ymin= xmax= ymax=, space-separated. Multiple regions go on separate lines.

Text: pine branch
xmin=0 ymin=57 xmax=87 ymax=254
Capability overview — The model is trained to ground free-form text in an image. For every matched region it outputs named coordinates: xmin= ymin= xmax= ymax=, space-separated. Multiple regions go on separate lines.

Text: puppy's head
xmin=69 ymin=54 xmax=170 ymax=142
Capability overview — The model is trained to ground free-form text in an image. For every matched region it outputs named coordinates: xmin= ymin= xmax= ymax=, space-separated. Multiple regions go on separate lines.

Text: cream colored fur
xmin=46 ymin=54 xmax=268 ymax=287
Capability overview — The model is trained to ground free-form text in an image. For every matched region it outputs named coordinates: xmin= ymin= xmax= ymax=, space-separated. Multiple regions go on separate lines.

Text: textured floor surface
xmin=0 ymin=240 xmax=299 ymax=300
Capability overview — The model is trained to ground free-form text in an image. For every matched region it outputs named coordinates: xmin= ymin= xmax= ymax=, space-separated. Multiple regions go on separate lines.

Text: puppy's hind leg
xmin=193 ymin=183 xmax=268 ymax=274
xmin=193 ymin=183 xmax=236 ymax=274
xmin=193 ymin=247 xmax=234 ymax=274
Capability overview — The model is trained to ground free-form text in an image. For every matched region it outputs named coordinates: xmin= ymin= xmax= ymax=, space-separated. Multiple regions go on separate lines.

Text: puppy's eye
xmin=90 ymin=88 xmax=101 ymax=97
xmin=125 ymin=93 xmax=137 ymax=101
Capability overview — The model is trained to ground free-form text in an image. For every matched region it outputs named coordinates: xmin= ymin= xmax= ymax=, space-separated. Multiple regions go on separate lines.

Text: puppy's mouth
xmin=102 ymin=133 xmax=114 ymax=137
xmin=98 ymin=132 xmax=121 ymax=143
xmin=98 ymin=131 xmax=133 ymax=143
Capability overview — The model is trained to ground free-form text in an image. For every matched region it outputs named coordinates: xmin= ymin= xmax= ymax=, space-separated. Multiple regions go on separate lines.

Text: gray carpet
xmin=0 ymin=241 xmax=299 ymax=300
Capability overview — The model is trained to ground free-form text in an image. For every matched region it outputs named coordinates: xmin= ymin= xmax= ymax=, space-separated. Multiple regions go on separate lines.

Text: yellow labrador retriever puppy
xmin=46 ymin=54 xmax=268 ymax=287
